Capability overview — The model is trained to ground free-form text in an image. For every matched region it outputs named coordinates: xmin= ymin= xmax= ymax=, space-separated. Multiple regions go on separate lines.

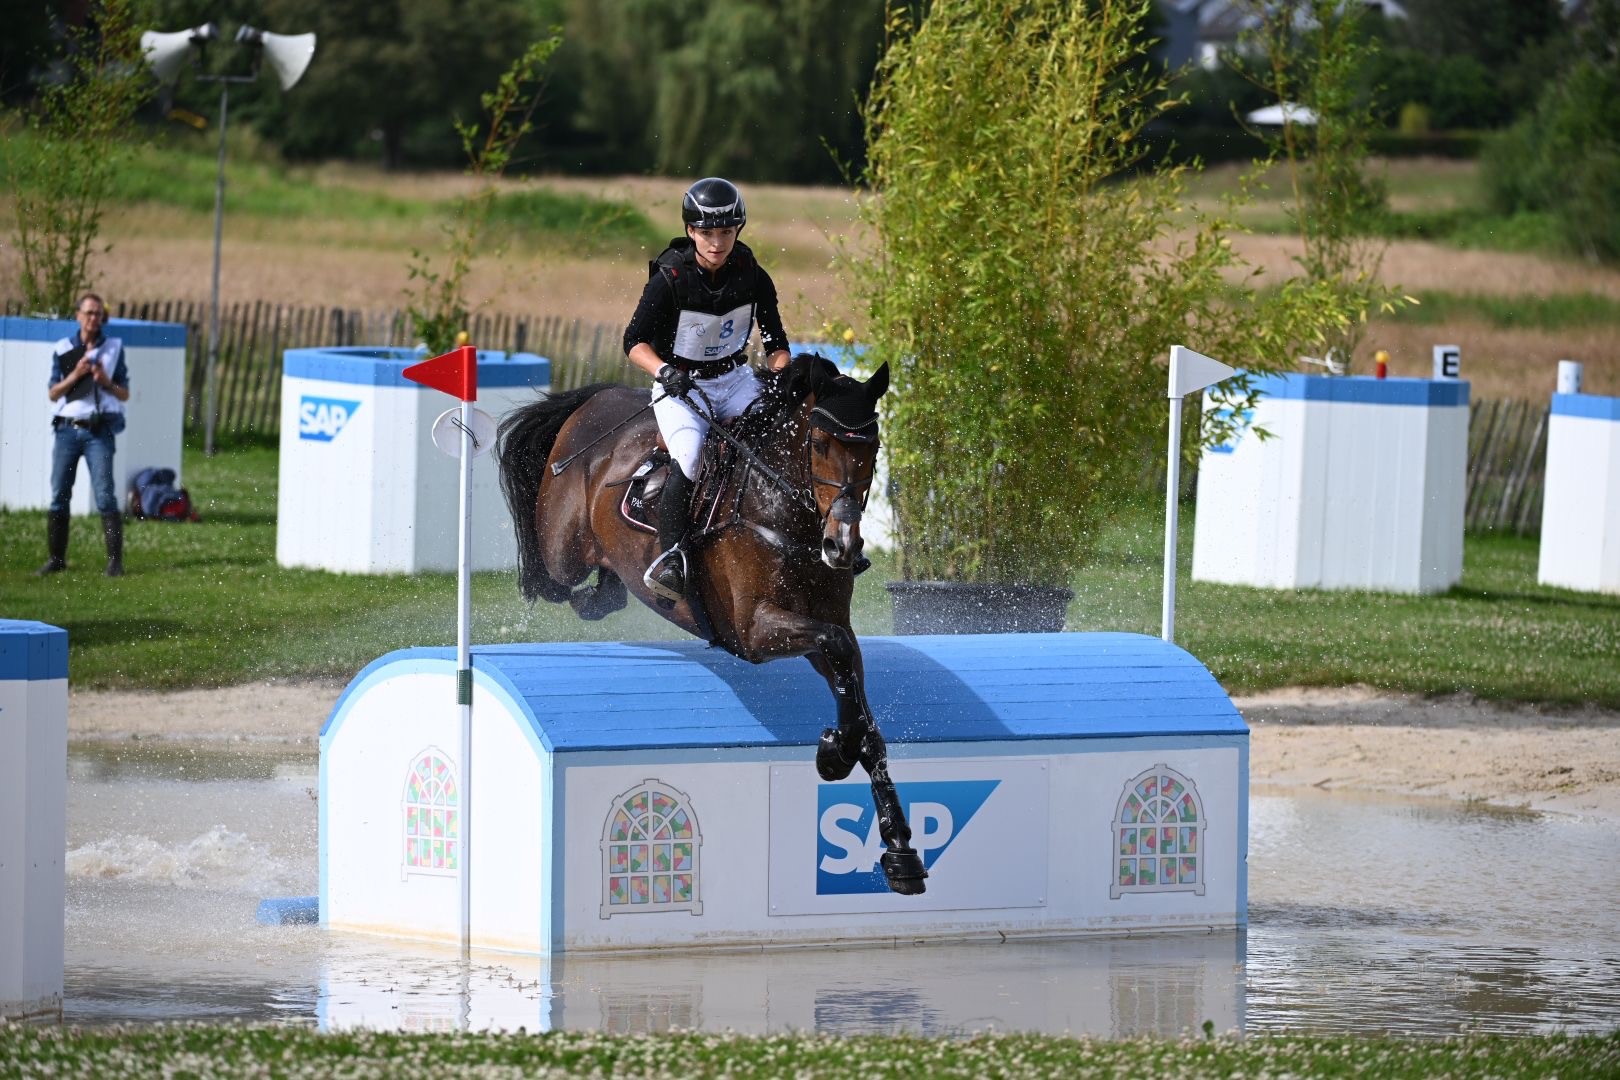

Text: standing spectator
xmin=39 ymin=292 xmax=129 ymax=577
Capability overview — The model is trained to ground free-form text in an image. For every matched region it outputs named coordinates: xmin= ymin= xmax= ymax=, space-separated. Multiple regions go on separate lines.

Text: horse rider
xmin=624 ymin=176 xmax=792 ymax=603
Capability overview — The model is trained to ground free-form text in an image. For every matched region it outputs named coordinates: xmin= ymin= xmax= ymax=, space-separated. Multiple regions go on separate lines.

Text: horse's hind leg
xmin=809 ymin=628 xmax=927 ymax=896
xmin=570 ymin=568 xmax=628 ymax=621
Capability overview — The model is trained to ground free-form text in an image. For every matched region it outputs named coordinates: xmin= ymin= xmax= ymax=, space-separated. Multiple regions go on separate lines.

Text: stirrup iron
xmin=643 ymin=545 xmax=688 ymax=604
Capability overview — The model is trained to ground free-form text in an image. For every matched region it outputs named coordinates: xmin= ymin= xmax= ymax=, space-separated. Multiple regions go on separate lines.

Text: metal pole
xmin=204 ymin=81 xmax=229 ymax=456
xmin=1162 ymin=395 xmax=1184 ymax=643
xmin=456 ymin=395 xmax=474 ymax=954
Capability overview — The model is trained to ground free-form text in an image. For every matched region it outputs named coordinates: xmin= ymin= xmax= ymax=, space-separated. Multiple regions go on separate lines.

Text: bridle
xmin=806 ymin=407 xmax=878 ymax=529
xmin=686 ymin=384 xmax=879 ymax=547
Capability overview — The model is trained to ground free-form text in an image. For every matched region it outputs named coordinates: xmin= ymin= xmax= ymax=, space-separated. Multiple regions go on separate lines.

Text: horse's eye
xmin=812 ymin=438 xmax=830 ymax=456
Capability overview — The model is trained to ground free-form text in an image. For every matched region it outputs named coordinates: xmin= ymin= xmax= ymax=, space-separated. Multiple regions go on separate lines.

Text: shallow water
xmin=61 ymin=742 xmax=1620 ymax=1036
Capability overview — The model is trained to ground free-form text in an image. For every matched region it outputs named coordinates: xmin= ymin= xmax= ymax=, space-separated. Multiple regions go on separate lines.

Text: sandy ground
xmin=67 ymin=680 xmax=1620 ymax=822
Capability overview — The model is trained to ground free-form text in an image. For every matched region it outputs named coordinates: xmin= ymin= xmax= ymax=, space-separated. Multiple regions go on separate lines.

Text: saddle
xmin=617 ymin=440 xmax=736 ymax=537
xmin=617 ymin=397 xmax=779 ymax=537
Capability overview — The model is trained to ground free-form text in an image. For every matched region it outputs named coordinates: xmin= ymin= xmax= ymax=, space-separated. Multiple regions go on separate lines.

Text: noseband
xmin=807 ymin=406 xmax=878 ymax=532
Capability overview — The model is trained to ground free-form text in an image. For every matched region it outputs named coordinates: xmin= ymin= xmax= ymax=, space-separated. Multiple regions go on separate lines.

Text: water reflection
xmin=63 ymin=743 xmax=1620 ymax=1036
xmin=313 ymin=931 xmax=1244 ymax=1037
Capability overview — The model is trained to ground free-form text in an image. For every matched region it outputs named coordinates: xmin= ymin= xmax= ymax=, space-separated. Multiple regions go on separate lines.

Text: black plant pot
xmin=885 ymin=580 xmax=1073 ymax=635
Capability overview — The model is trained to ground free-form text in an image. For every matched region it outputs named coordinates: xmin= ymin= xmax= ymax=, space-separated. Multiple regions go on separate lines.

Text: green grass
xmin=0 ymin=436 xmax=890 ymax=690
xmin=0 ymin=126 xmax=659 ymax=250
xmin=1366 ymin=207 xmax=1568 ymax=255
xmin=1236 ymin=204 xmax=1570 ymax=257
xmin=1387 ymin=289 xmax=1620 ymax=329
xmin=1062 ymin=499 xmax=1620 ymax=706
xmin=1 ymin=1025 xmax=1615 ymax=1077
xmin=3 ymin=445 xmax=1616 ymax=704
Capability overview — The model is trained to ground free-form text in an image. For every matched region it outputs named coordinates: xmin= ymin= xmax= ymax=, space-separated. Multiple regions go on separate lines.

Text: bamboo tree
xmin=1236 ymin=0 xmax=1404 ymax=372
xmin=403 ymin=32 xmax=562 ymax=354
xmin=847 ymin=0 xmax=1343 ymax=586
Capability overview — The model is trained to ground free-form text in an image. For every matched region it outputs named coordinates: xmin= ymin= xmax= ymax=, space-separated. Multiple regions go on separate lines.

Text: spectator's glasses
xmin=78 ymin=308 xmax=106 ymax=320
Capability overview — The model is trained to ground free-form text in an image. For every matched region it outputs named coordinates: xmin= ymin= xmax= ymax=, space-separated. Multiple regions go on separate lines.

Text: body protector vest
xmin=649 ymin=238 xmax=762 ymax=365
xmin=50 ymin=334 xmax=127 ymax=427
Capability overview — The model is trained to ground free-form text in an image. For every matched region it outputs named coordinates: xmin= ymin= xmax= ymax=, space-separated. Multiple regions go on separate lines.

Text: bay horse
xmin=495 ymin=354 xmax=926 ymax=895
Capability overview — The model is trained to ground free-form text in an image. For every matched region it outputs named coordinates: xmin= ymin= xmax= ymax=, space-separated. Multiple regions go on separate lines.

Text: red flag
xmin=403 ymin=345 xmax=477 ymax=401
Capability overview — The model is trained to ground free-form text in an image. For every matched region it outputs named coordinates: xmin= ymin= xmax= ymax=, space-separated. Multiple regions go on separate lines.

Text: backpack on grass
xmin=126 ymin=466 xmax=199 ymax=522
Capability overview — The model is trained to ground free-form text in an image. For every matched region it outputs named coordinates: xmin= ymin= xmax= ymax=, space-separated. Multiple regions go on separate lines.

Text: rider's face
xmin=687 ymin=225 xmax=738 ymax=271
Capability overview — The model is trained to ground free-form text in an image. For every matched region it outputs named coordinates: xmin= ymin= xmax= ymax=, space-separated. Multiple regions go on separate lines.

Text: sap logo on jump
xmin=298 ymin=396 xmax=362 ymax=442
xmin=816 ymin=779 xmax=999 ymax=894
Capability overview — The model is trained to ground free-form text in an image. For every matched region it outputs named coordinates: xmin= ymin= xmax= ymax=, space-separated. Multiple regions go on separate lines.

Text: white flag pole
xmin=405 ymin=344 xmax=484 ymax=956
xmin=1163 ymin=392 xmax=1185 ymax=643
xmin=1163 ymin=345 xmax=1237 ymax=643
xmin=456 ymin=393 xmax=473 ymax=954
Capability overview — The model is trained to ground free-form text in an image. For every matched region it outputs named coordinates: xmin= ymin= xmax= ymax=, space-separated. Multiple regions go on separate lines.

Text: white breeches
xmin=652 ymin=363 xmax=763 ymax=479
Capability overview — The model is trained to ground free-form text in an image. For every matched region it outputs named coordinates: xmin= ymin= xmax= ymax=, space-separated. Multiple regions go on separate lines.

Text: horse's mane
xmin=731 ymin=352 xmax=872 ymax=448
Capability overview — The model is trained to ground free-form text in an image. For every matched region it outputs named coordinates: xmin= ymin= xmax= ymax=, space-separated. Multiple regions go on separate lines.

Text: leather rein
xmin=685 ymin=385 xmax=876 ymax=559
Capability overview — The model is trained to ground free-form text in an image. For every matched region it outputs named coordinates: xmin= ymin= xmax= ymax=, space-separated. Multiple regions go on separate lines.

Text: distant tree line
xmin=3 ymin=0 xmax=894 ymax=182
xmin=0 ymin=0 xmax=1602 ymax=183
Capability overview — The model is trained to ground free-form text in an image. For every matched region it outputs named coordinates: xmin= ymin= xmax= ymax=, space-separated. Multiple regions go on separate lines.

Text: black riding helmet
xmin=682 ymin=177 xmax=746 ymax=231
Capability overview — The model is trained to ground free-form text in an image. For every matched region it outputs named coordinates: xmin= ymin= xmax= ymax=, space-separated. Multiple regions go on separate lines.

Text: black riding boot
xmin=36 ymin=510 xmax=70 ymax=576
xmin=644 ymin=468 xmax=694 ymax=603
xmin=102 ymin=511 xmax=124 ymax=578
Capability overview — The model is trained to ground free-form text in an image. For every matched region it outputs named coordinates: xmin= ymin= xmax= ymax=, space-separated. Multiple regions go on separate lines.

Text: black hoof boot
xmin=881 ymin=848 xmax=927 ymax=895
xmin=571 ymin=573 xmax=628 ymax=621
xmin=816 ymin=727 xmax=859 ymax=781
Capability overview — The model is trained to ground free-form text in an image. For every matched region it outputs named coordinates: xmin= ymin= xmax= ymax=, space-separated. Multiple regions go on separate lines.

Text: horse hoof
xmin=571 ymin=580 xmax=628 ymax=621
xmin=816 ymin=728 xmax=857 ymax=781
xmin=881 ymin=848 xmax=928 ymax=895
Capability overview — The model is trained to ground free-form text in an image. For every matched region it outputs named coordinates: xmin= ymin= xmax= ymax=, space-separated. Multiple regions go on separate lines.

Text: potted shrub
xmin=847 ymin=0 xmax=1335 ymax=634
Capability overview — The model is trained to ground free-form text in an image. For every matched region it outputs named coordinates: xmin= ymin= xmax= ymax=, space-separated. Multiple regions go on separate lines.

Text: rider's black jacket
xmin=622 ymin=237 xmax=790 ymax=369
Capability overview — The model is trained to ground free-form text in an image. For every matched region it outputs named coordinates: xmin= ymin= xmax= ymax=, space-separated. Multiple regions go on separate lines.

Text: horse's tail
xmin=497 ymin=383 xmax=619 ymax=602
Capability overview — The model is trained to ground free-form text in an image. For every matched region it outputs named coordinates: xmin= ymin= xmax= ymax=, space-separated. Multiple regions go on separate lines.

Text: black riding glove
xmin=656 ymin=364 xmax=694 ymax=399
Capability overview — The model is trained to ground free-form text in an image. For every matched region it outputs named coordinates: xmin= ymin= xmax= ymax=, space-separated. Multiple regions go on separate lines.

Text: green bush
xmin=1483 ymin=6 xmax=1620 ymax=262
xmin=3 ymin=0 xmax=150 ymax=314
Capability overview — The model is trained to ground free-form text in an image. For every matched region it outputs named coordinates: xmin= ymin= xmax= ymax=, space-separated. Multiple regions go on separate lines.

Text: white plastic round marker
xmin=431 ymin=405 xmax=497 ymax=459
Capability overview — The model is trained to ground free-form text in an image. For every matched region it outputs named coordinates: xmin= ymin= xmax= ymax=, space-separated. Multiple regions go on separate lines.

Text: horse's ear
xmin=787 ymin=352 xmax=839 ymax=398
xmin=866 ymin=361 xmax=890 ymax=400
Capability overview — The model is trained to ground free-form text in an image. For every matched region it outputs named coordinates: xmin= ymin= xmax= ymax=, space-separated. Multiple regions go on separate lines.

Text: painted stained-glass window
xmin=1110 ymin=764 xmax=1206 ymax=899
xmin=401 ymin=747 xmax=459 ymax=879
xmin=600 ymin=779 xmax=703 ymax=917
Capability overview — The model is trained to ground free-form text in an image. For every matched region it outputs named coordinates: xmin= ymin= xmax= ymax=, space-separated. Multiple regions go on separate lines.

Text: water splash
xmin=67 ymin=825 xmax=276 ymax=892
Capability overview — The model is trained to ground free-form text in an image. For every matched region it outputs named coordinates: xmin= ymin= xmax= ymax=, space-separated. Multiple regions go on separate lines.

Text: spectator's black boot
xmin=102 ymin=511 xmax=124 ymax=577
xmin=36 ymin=510 xmax=70 ymax=576
xmin=643 ymin=468 xmax=694 ymax=605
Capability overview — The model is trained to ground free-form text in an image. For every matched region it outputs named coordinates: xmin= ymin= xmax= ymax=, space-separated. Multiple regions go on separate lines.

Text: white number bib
xmin=673 ymin=302 xmax=753 ymax=363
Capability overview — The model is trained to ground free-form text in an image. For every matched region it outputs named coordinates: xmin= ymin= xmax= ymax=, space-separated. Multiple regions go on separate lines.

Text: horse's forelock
xmin=809 ymin=379 xmax=881 ymax=434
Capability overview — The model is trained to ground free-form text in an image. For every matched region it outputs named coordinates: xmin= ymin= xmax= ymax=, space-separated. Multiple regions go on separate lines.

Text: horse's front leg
xmin=745 ymin=606 xmax=928 ymax=896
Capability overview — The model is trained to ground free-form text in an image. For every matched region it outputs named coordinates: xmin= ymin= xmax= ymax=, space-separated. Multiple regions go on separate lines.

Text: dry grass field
xmin=3 ymin=157 xmax=1617 ymax=399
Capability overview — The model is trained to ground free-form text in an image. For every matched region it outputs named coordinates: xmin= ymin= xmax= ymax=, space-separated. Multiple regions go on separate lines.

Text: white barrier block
xmin=321 ymin=633 xmax=1248 ymax=955
xmin=1538 ymin=393 xmax=1620 ymax=594
xmin=0 ymin=317 xmax=187 ymax=515
xmin=1193 ymin=374 xmax=1468 ymax=593
xmin=0 ymin=620 xmax=67 ymax=1022
xmin=276 ymin=348 xmax=551 ymax=574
